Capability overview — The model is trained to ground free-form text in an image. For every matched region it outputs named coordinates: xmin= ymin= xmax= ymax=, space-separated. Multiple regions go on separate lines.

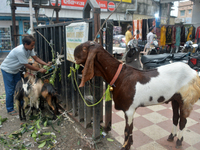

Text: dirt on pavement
xmin=0 ymin=69 xmax=122 ymax=150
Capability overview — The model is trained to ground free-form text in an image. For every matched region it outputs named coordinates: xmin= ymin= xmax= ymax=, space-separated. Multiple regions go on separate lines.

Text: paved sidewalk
xmin=107 ymin=100 xmax=200 ymax=150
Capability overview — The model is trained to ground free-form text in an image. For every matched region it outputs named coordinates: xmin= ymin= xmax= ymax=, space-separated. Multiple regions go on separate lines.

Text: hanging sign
xmin=66 ymin=22 xmax=89 ymax=62
xmin=107 ymin=2 xmax=115 ymax=11
xmin=51 ymin=0 xmax=61 ymax=6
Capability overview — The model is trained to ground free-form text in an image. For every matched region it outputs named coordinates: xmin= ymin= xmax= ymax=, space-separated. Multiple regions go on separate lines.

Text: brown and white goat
xmin=22 ymin=77 xmax=43 ymax=115
xmin=74 ymin=41 xmax=200 ymax=150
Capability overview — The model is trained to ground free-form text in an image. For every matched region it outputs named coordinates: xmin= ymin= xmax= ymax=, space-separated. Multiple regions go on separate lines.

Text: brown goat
xmin=74 ymin=41 xmax=200 ymax=150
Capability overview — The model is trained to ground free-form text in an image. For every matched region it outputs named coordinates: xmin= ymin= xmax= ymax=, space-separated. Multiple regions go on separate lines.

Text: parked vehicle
xmin=188 ymin=43 xmax=200 ymax=75
xmin=125 ymin=39 xmax=190 ymax=70
xmin=113 ymin=34 xmax=126 ymax=48
xmin=126 ymin=39 xmax=142 ymax=69
xmin=182 ymin=40 xmax=198 ymax=53
xmin=147 ymin=39 xmax=161 ymax=55
xmin=141 ymin=52 xmax=189 ymax=70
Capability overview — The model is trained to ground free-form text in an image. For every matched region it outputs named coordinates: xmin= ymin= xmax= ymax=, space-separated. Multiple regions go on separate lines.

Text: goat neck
xmin=94 ymin=49 xmax=122 ymax=85
xmin=74 ymin=41 xmax=121 ymax=87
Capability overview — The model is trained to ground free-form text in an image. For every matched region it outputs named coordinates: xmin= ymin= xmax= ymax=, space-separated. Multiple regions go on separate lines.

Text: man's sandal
xmin=8 ymin=110 xmax=18 ymax=116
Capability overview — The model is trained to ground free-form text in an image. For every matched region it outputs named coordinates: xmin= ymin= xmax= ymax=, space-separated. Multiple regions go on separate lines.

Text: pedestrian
xmin=125 ymin=25 xmax=134 ymax=50
xmin=142 ymin=26 xmax=155 ymax=55
xmin=0 ymin=34 xmax=51 ymax=116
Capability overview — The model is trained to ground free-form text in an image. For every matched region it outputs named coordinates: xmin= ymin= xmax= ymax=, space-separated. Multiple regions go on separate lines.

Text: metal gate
xmin=34 ymin=0 xmax=113 ymax=139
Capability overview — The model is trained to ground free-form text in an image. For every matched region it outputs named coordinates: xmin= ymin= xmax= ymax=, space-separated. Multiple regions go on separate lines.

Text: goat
xmin=41 ymin=83 xmax=61 ymax=119
xmin=14 ymin=77 xmax=31 ymax=120
xmin=74 ymin=41 xmax=200 ymax=150
xmin=22 ymin=77 xmax=43 ymax=116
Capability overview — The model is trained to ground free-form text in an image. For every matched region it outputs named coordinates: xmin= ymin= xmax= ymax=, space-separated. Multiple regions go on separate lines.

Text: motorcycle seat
xmin=172 ymin=53 xmax=189 ymax=60
xmin=141 ymin=53 xmax=172 ymax=64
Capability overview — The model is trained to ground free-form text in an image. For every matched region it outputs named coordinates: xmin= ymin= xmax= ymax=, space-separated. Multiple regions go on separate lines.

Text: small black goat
xmin=14 ymin=77 xmax=31 ymax=120
xmin=41 ymin=83 xmax=61 ymax=119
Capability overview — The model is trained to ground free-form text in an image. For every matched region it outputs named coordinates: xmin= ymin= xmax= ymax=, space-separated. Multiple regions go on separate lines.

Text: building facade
xmin=177 ymin=1 xmax=193 ymax=24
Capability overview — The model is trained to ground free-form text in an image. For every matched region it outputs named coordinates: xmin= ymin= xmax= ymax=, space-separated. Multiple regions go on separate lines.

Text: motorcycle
xmin=182 ymin=40 xmax=199 ymax=53
xmin=188 ymin=43 xmax=200 ymax=75
xmin=125 ymin=39 xmax=190 ymax=70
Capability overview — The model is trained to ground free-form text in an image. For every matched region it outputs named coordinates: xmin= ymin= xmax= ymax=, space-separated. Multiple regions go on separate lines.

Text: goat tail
xmin=180 ymin=74 xmax=200 ymax=118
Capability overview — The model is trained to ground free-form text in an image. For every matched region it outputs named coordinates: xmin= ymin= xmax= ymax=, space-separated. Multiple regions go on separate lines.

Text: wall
xmin=177 ymin=1 xmax=193 ymax=18
xmin=0 ymin=20 xmax=18 ymax=27
xmin=192 ymin=0 xmax=200 ymax=30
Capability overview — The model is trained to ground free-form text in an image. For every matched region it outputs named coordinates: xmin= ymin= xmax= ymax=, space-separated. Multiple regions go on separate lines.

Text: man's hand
xmin=39 ymin=68 xmax=47 ymax=73
xmin=47 ymin=62 xmax=52 ymax=66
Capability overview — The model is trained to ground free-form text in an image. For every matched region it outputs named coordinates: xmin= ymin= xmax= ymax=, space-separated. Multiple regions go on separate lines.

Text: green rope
xmin=69 ymin=65 xmax=112 ymax=107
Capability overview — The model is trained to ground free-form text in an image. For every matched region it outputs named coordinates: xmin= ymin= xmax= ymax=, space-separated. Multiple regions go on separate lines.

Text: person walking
xmin=0 ymin=34 xmax=51 ymax=115
xmin=142 ymin=26 xmax=155 ymax=55
xmin=125 ymin=25 xmax=133 ymax=49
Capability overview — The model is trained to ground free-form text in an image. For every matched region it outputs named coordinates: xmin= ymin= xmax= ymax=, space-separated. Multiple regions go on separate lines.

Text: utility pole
xmin=29 ymin=0 xmax=33 ymax=35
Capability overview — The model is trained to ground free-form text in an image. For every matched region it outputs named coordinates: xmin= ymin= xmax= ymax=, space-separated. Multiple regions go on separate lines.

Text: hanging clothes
xmin=195 ymin=26 xmax=200 ymax=43
xmin=187 ymin=26 xmax=196 ymax=41
xmin=175 ymin=26 xmax=181 ymax=47
xmin=142 ymin=19 xmax=147 ymax=41
xmin=160 ymin=26 xmax=166 ymax=46
xmin=171 ymin=26 xmax=176 ymax=44
xmin=138 ymin=20 xmax=143 ymax=40
xmin=166 ymin=26 xmax=172 ymax=45
xmin=156 ymin=27 xmax=161 ymax=39
xmin=133 ymin=20 xmax=137 ymax=39
xmin=185 ymin=26 xmax=189 ymax=42
xmin=181 ymin=25 xmax=186 ymax=45
xmin=148 ymin=18 xmax=155 ymax=29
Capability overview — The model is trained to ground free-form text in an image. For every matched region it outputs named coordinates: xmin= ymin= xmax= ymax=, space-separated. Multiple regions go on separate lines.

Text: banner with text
xmin=66 ymin=22 xmax=89 ymax=62
xmin=61 ymin=0 xmax=108 ymax=11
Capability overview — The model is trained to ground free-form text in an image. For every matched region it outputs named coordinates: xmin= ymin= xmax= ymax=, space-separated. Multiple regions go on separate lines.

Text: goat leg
xmin=22 ymin=108 xmax=26 ymax=121
xmin=19 ymin=104 xmax=23 ymax=121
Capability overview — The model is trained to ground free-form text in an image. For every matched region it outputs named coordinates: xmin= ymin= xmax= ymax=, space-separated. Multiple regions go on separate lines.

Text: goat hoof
xmin=176 ymin=137 xmax=183 ymax=148
xmin=167 ymin=133 xmax=176 ymax=142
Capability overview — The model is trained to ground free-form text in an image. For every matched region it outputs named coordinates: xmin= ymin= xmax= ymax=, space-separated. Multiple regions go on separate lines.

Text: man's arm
xmin=32 ymin=55 xmax=51 ymax=66
xmin=24 ymin=63 xmax=46 ymax=73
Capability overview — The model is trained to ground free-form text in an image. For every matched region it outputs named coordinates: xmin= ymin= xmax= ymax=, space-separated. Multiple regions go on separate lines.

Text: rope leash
xmin=69 ymin=66 xmax=112 ymax=107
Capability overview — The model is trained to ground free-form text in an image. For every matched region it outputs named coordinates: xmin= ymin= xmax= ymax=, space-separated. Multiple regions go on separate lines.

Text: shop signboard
xmin=61 ymin=0 xmax=108 ymax=11
xmin=65 ymin=22 xmax=89 ymax=62
xmin=109 ymin=0 xmax=132 ymax=3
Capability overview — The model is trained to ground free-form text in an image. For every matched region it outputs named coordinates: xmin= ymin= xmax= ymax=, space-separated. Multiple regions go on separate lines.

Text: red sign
xmin=51 ymin=0 xmax=61 ymax=6
xmin=108 ymin=2 xmax=115 ymax=11
xmin=61 ymin=0 xmax=108 ymax=11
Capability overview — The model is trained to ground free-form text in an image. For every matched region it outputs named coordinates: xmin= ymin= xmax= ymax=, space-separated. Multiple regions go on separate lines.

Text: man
xmin=142 ymin=26 xmax=155 ymax=55
xmin=0 ymin=34 xmax=51 ymax=115
xmin=125 ymin=25 xmax=133 ymax=48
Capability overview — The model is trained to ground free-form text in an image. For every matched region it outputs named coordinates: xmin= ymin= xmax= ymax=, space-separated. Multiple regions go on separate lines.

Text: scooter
xmin=125 ymin=39 xmax=190 ymax=70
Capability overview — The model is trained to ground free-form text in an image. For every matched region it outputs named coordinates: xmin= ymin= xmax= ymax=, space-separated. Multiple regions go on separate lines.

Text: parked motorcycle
xmin=126 ymin=39 xmax=142 ymax=69
xmin=182 ymin=40 xmax=199 ymax=53
xmin=125 ymin=39 xmax=190 ymax=70
xmin=188 ymin=43 xmax=200 ymax=75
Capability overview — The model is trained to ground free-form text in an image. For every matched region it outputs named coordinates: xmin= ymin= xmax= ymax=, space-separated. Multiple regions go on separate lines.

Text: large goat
xmin=74 ymin=41 xmax=200 ymax=150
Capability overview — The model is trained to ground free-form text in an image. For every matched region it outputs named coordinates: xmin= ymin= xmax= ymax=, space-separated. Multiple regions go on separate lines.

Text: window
xmin=180 ymin=10 xmax=185 ymax=16
xmin=188 ymin=9 xmax=192 ymax=14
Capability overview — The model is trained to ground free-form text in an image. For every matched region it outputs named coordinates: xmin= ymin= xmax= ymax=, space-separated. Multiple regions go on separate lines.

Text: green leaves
xmin=0 ymin=116 xmax=7 ymax=125
xmin=107 ymin=138 xmax=114 ymax=142
xmin=38 ymin=141 xmax=46 ymax=148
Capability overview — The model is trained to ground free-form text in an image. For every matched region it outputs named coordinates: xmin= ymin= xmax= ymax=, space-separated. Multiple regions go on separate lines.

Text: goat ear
xmin=79 ymin=47 xmax=98 ymax=87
